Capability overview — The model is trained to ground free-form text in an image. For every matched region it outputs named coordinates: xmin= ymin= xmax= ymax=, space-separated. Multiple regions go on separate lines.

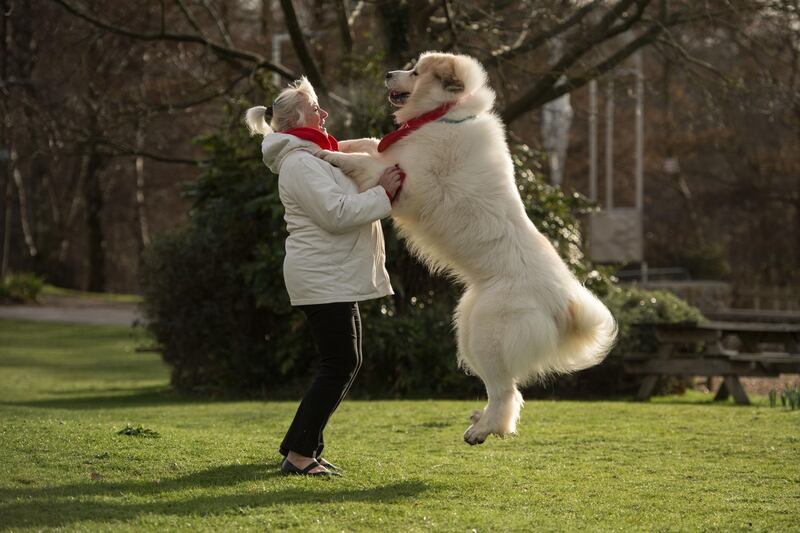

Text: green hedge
xmin=0 ymin=272 xmax=44 ymax=303
xmin=140 ymin=108 xmax=701 ymax=398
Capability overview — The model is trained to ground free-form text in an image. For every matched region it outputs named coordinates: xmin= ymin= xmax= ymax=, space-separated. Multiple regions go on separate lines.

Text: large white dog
xmin=320 ymin=52 xmax=617 ymax=445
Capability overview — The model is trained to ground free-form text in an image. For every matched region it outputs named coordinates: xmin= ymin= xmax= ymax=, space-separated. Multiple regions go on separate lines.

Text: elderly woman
xmin=245 ymin=78 xmax=403 ymax=476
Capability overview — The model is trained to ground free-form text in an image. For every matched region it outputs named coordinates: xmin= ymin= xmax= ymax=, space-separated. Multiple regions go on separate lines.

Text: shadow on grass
xmin=0 ymin=387 xmax=222 ymax=410
xmin=1 ymin=388 xmax=761 ymax=411
xmin=0 ymin=462 xmax=431 ymax=528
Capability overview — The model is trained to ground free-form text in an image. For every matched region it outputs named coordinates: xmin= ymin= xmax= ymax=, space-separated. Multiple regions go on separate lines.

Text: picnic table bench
xmin=625 ymin=320 xmax=800 ymax=405
xmin=703 ymin=308 xmax=800 ymax=324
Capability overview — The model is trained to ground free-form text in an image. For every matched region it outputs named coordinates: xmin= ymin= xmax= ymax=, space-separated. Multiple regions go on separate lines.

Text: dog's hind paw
xmin=463 ymin=424 xmax=489 ymax=445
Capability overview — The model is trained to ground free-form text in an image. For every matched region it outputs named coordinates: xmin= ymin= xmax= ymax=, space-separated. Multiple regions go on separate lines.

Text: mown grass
xmin=0 ymin=319 xmax=797 ymax=532
xmin=41 ymin=284 xmax=144 ymax=304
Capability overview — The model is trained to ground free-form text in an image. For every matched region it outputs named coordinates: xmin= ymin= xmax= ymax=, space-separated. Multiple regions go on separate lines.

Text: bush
xmin=525 ymin=286 xmax=703 ymax=397
xmin=0 ymin=272 xmax=45 ymax=303
xmin=140 ymin=126 xmax=315 ymax=395
xmin=140 ymin=107 xmax=701 ymax=398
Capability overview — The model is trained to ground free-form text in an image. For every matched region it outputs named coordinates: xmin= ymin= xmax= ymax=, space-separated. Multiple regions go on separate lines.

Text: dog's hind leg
xmin=454 ymin=288 xmax=486 ymax=425
xmin=463 ymin=373 xmax=523 ymax=445
xmin=461 ymin=301 xmax=524 ymax=445
xmin=454 ymin=287 xmax=478 ymax=376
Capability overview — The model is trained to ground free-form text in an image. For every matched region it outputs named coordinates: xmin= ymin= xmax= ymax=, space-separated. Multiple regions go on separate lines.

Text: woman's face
xmin=300 ymin=96 xmax=329 ymax=131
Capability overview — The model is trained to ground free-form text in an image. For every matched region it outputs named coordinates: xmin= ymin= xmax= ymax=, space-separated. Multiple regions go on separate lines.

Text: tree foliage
xmin=3 ymin=1 xmax=797 ymax=297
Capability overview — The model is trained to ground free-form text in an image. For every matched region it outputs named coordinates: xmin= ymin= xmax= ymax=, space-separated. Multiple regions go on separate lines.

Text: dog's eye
xmin=411 ymin=70 xmax=419 ymax=76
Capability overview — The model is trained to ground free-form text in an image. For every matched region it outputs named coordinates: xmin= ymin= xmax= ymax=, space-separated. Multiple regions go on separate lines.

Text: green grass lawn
xmin=0 ymin=319 xmax=797 ymax=532
xmin=41 ymin=284 xmax=144 ymax=304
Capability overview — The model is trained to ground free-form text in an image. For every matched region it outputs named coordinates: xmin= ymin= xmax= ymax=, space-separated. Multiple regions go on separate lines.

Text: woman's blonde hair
xmin=245 ymin=76 xmax=318 ymax=135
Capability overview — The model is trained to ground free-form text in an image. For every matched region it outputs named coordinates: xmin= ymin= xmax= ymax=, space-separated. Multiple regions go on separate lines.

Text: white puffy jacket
xmin=261 ymin=133 xmax=393 ymax=306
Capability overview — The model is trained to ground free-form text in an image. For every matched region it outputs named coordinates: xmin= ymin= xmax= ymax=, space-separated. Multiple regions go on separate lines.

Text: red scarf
xmin=284 ymin=127 xmax=340 ymax=151
xmin=377 ymin=101 xmax=457 ymax=153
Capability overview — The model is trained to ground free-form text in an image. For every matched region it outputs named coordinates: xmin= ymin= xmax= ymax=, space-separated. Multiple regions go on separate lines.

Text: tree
xmin=2 ymin=0 xmax=797 ymax=297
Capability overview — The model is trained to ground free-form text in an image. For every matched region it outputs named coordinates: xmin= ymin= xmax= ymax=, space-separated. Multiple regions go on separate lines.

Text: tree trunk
xmin=10 ymin=149 xmax=37 ymax=258
xmin=135 ymin=121 xmax=150 ymax=255
xmin=260 ymin=0 xmax=271 ymax=38
xmin=278 ymin=0 xmax=327 ymax=95
xmin=84 ymin=144 xmax=105 ymax=292
xmin=333 ymin=0 xmax=353 ymax=61
xmin=0 ymin=0 xmax=9 ymax=278
xmin=376 ymin=2 xmax=410 ymax=69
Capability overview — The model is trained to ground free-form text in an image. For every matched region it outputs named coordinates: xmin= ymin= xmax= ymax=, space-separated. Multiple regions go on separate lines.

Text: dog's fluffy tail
xmin=558 ymin=285 xmax=618 ymax=372
xmin=244 ymin=106 xmax=274 ymax=136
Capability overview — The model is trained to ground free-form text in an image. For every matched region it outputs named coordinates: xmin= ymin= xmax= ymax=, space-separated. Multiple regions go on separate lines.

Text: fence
xmin=733 ymin=286 xmax=800 ymax=311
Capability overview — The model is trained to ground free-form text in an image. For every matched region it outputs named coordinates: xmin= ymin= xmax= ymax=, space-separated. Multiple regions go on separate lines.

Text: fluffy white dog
xmin=319 ymin=52 xmax=617 ymax=445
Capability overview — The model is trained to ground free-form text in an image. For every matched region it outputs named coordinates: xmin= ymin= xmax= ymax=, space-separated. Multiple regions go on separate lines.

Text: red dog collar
xmin=377 ymin=101 xmax=457 ymax=153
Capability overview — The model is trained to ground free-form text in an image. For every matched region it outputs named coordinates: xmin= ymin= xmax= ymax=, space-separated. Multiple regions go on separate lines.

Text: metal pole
xmin=635 ymin=51 xmax=646 ymax=280
xmin=605 ymin=79 xmax=614 ymax=210
xmin=635 ymin=51 xmax=644 ymax=212
xmin=588 ymin=79 xmax=597 ymax=202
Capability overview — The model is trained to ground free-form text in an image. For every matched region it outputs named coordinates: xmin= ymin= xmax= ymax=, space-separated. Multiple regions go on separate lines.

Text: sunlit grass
xmin=0 ymin=319 xmax=797 ymax=531
xmin=41 ymin=284 xmax=143 ymax=304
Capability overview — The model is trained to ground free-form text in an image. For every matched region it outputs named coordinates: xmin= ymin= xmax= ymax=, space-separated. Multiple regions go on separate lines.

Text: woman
xmin=245 ymin=78 xmax=403 ymax=476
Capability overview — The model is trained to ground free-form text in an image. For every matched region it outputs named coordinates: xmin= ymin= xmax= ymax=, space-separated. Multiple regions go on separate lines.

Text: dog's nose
xmin=385 ymin=72 xmax=393 ymax=80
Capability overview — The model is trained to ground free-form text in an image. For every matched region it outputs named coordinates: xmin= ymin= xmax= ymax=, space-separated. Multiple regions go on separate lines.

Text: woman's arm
xmin=283 ymin=156 xmax=391 ymax=234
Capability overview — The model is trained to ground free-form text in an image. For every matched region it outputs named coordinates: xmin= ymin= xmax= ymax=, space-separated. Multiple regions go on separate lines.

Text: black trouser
xmin=279 ymin=301 xmax=362 ymax=458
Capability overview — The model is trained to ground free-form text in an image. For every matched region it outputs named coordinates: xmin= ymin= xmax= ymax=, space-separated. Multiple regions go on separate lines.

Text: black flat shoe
xmin=317 ymin=459 xmax=340 ymax=471
xmin=281 ymin=458 xmax=332 ymax=476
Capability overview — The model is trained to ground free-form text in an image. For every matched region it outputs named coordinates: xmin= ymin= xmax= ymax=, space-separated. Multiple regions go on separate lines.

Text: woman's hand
xmin=379 ymin=165 xmax=406 ymax=202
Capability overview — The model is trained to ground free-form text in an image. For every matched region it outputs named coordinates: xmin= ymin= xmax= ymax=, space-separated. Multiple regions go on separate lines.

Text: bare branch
xmin=278 ymin=0 xmax=327 ymax=96
xmin=333 ymin=0 xmax=353 ymax=55
xmin=604 ymin=0 xmax=651 ymax=40
xmin=49 ymin=0 xmax=297 ymax=79
xmin=125 ymin=71 xmax=251 ymax=116
xmin=486 ymin=1 xmax=600 ymax=67
xmin=199 ymin=0 xmax=235 ymax=48
xmin=176 ymin=0 xmax=209 ymax=40
xmin=441 ymin=0 xmax=458 ymax=51
xmin=500 ymin=0 xmax=656 ymax=124
xmin=95 ymin=138 xmax=205 ymax=166
xmin=348 ymin=1 xmax=365 ymax=28
xmin=504 ymin=22 xmax=664 ymax=120
xmin=654 ymin=36 xmax=729 ymax=82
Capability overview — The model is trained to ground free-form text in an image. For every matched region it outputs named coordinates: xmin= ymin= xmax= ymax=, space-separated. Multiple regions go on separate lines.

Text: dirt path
xmin=0 ymin=294 xmax=141 ymax=326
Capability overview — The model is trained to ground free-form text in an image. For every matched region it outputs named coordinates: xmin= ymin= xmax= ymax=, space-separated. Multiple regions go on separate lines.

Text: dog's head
xmin=385 ymin=52 xmax=489 ymax=123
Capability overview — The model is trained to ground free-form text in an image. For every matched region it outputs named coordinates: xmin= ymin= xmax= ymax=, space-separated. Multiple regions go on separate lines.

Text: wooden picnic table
xmin=625 ymin=321 xmax=800 ymax=405
xmin=703 ymin=308 xmax=800 ymax=324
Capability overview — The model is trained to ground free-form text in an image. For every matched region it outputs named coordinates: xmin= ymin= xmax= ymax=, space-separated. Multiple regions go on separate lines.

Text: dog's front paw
xmin=317 ymin=149 xmax=339 ymax=165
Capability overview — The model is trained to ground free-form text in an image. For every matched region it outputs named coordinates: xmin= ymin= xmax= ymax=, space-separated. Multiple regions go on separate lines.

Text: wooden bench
xmin=703 ymin=308 xmax=800 ymax=324
xmin=624 ymin=321 xmax=800 ymax=405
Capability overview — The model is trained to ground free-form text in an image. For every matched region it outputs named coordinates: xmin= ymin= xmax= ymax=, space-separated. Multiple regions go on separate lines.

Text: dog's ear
xmin=432 ymin=60 xmax=465 ymax=93
xmin=442 ymin=75 xmax=465 ymax=93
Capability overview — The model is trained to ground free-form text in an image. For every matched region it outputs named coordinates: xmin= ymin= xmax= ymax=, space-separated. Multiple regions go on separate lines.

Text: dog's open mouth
xmin=388 ymin=90 xmax=410 ymax=107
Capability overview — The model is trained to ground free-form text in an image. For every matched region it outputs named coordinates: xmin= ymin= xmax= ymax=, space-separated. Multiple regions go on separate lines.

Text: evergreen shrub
xmin=0 ymin=272 xmax=44 ymax=303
